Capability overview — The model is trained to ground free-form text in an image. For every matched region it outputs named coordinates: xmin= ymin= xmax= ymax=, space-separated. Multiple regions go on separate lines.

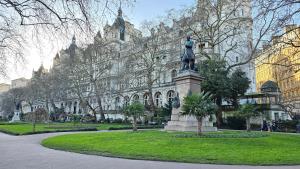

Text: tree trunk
xmin=45 ymin=98 xmax=50 ymax=122
xmin=216 ymin=97 xmax=223 ymax=128
xmin=146 ymin=73 xmax=156 ymax=114
xmin=196 ymin=117 xmax=203 ymax=136
xmin=93 ymin=82 xmax=105 ymax=121
xmin=32 ymin=120 xmax=36 ymax=132
xmin=86 ymin=101 xmax=97 ymax=122
xmin=246 ymin=117 xmax=251 ymax=132
xmin=133 ymin=116 xmax=137 ymax=131
xmin=147 ymin=84 xmax=155 ymax=114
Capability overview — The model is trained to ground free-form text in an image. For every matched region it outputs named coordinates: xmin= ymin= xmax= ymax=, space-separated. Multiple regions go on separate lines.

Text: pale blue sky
xmin=124 ymin=0 xmax=196 ymax=28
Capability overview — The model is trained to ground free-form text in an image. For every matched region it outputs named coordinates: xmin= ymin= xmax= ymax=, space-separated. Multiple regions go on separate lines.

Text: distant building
xmin=255 ymin=24 xmax=300 ymax=115
xmin=0 ymin=83 xmax=10 ymax=94
xmin=11 ymin=77 xmax=29 ymax=89
xmin=0 ymin=83 xmax=11 ymax=117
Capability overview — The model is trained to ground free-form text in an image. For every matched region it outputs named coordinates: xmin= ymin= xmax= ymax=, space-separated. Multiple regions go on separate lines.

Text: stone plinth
xmin=9 ymin=111 xmax=21 ymax=123
xmin=164 ymin=70 xmax=217 ymax=132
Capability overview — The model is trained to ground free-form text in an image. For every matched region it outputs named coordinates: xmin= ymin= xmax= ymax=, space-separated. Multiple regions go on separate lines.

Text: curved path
xmin=0 ymin=132 xmax=299 ymax=169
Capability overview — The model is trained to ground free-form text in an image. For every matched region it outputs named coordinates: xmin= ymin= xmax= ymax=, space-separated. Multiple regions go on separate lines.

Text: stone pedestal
xmin=164 ymin=70 xmax=217 ymax=132
xmin=9 ymin=111 xmax=21 ymax=123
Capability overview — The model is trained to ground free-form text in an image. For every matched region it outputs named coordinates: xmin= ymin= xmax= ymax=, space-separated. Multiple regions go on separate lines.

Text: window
xmin=143 ymin=93 xmax=149 ymax=105
xmin=132 ymin=94 xmax=139 ymax=103
xmin=274 ymin=112 xmax=279 ymax=121
xmin=115 ymin=97 xmax=120 ymax=110
xmin=167 ymin=90 xmax=175 ymax=103
xmin=124 ymin=96 xmax=130 ymax=106
xmin=171 ymin=70 xmax=177 ymax=82
xmin=154 ymin=92 xmax=162 ymax=107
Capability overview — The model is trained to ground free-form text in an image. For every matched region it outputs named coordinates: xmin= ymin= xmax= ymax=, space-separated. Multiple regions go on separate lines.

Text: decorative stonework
xmin=165 ymin=70 xmax=217 ymax=132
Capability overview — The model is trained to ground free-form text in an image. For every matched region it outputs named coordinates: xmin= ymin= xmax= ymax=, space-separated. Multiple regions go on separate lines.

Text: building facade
xmin=255 ymin=25 xmax=300 ymax=115
xmin=25 ymin=0 xmax=254 ymax=118
xmin=0 ymin=83 xmax=10 ymax=94
xmin=11 ymin=77 xmax=29 ymax=89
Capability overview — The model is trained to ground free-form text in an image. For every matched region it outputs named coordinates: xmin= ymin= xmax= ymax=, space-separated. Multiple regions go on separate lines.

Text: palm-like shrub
xmin=182 ymin=92 xmax=217 ymax=135
xmin=237 ymin=104 xmax=260 ymax=132
xmin=124 ymin=102 xmax=145 ymax=131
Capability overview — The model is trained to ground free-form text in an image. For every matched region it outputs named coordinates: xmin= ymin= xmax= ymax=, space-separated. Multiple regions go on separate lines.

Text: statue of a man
xmin=14 ymin=101 xmax=21 ymax=111
xmin=172 ymin=92 xmax=180 ymax=109
xmin=181 ymin=36 xmax=197 ymax=71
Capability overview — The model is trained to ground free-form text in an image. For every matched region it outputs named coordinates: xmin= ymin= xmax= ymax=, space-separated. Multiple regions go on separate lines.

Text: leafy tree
xmin=237 ymin=104 xmax=260 ymax=132
xmin=160 ymin=100 xmax=173 ymax=121
xmin=200 ymin=59 xmax=230 ymax=127
xmin=229 ymin=69 xmax=251 ymax=108
xmin=181 ymin=92 xmax=217 ymax=135
xmin=124 ymin=102 xmax=145 ymax=131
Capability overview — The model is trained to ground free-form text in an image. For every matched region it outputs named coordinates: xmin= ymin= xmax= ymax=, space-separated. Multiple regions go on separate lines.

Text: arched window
xmin=171 ymin=70 xmax=177 ymax=82
xmin=73 ymin=101 xmax=77 ymax=114
xmin=154 ymin=92 xmax=162 ymax=107
xmin=115 ymin=97 xmax=120 ymax=110
xmin=124 ymin=96 xmax=130 ymax=107
xmin=167 ymin=90 xmax=175 ymax=103
xmin=132 ymin=94 xmax=139 ymax=103
xmin=143 ymin=93 xmax=149 ymax=105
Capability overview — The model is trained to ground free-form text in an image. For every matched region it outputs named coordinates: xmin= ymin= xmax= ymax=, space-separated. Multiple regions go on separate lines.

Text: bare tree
xmin=125 ymin=22 xmax=176 ymax=114
xmin=24 ymin=108 xmax=48 ymax=132
xmin=80 ymin=34 xmax=115 ymax=121
xmin=0 ymin=0 xmax=135 ymax=77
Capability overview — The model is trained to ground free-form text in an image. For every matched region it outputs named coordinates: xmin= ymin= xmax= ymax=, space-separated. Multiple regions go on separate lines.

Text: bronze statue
xmin=172 ymin=92 xmax=180 ymax=109
xmin=180 ymin=36 xmax=198 ymax=71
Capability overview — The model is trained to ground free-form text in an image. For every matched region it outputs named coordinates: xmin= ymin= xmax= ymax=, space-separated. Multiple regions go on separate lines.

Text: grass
xmin=0 ymin=122 xmax=131 ymax=135
xmin=42 ymin=130 xmax=300 ymax=165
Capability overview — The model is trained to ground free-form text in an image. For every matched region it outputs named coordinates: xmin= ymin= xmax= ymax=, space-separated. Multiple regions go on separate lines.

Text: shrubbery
xmin=277 ymin=120 xmax=299 ymax=132
xmin=223 ymin=116 xmax=246 ymax=130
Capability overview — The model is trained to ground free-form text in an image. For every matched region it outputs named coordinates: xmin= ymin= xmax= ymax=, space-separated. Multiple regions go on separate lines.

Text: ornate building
xmin=255 ymin=25 xmax=300 ymax=115
xmin=27 ymin=0 xmax=254 ymax=118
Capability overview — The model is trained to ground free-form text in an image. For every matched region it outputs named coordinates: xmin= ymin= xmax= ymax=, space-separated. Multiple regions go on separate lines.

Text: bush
xmin=111 ymin=118 xmax=123 ymax=123
xmin=81 ymin=114 xmax=94 ymax=123
xmin=24 ymin=108 xmax=48 ymax=123
xmin=69 ymin=114 xmax=81 ymax=125
xmin=108 ymin=125 xmax=163 ymax=130
xmin=224 ymin=116 xmax=246 ymax=130
xmin=277 ymin=120 xmax=299 ymax=132
xmin=175 ymin=132 xmax=269 ymax=138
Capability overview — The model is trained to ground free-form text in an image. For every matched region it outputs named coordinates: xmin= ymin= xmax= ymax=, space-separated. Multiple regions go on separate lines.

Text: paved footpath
xmin=0 ymin=132 xmax=299 ymax=169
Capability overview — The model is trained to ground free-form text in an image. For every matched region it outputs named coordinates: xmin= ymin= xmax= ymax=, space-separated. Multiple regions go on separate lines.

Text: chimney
xmin=271 ymin=36 xmax=280 ymax=45
xmin=262 ymin=42 xmax=271 ymax=51
xmin=284 ymin=24 xmax=298 ymax=33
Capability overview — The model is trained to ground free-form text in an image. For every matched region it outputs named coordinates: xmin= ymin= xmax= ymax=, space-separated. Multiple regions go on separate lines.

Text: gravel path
xmin=0 ymin=132 xmax=299 ymax=169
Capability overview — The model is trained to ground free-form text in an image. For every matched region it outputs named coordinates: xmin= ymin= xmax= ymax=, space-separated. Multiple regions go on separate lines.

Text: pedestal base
xmin=164 ymin=70 xmax=217 ymax=132
xmin=164 ymin=115 xmax=217 ymax=132
xmin=9 ymin=111 xmax=21 ymax=123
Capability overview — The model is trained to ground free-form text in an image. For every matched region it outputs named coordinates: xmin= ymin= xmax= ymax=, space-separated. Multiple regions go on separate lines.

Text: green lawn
xmin=42 ymin=130 xmax=300 ymax=165
xmin=0 ymin=122 xmax=131 ymax=135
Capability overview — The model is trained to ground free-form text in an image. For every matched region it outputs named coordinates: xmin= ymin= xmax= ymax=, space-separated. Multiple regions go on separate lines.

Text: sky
xmin=0 ymin=0 xmax=196 ymax=84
